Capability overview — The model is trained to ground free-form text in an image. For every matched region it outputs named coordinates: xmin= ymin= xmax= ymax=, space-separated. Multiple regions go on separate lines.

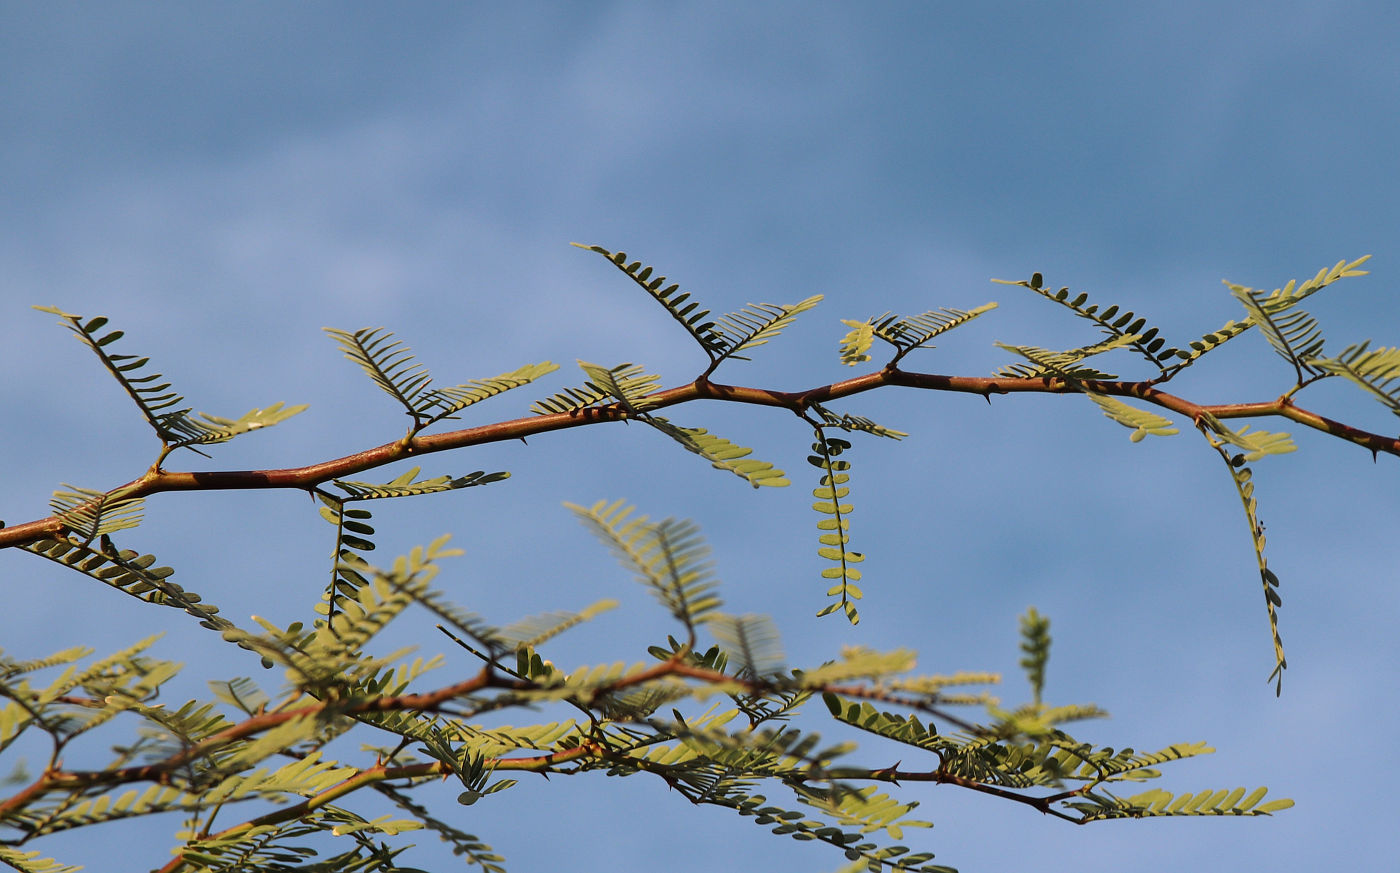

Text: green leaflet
xmin=871 ymin=304 xmax=999 ymax=364
xmin=319 ymin=466 xmax=498 ymax=630
xmin=332 ymin=467 xmax=510 ymax=500
xmin=838 ymin=319 xmax=876 ymax=366
xmin=809 ymin=432 xmax=863 ymax=625
xmin=713 ymin=295 xmax=824 ymax=365
xmin=324 ymin=326 xmax=436 ymax=412
xmin=794 ymin=784 xmax=931 ymax=841
xmin=575 ymin=359 xmax=663 ymax=415
xmin=1084 ymin=392 xmax=1178 ymax=441
xmin=1068 ymin=785 xmax=1292 ymax=821
xmin=416 ymin=732 xmax=516 ymax=805
xmin=242 ymin=537 xmax=461 ymax=691
xmin=17 ymin=784 xmax=196 ymax=837
xmin=316 ymin=541 xmax=454 ymax=661
xmin=646 ymin=416 xmax=789 ymax=488
xmin=199 ymin=753 xmax=359 ymax=805
xmin=0 ymin=637 xmax=183 ymax=757
xmin=208 ymin=677 xmax=271 ymax=716
xmin=536 ymin=360 xmax=789 ymax=488
xmin=103 ymin=695 xmax=227 ymax=757
xmin=839 ymin=304 xmax=997 ymax=368
xmin=20 ymin=537 xmax=236 ymax=639
xmin=994 ymin=257 xmax=1369 ymax=381
xmin=811 ymin=402 xmax=908 ymax=440
xmin=445 ymin=720 xmax=583 ymax=759
xmin=994 ymin=274 xmax=1169 ymax=370
xmin=573 ymin=244 xmax=727 ymax=355
xmin=567 ymin=499 xmax=722 ymax=636
xmin=1222 ymin=255 xmax=1370 ymax=382
xmin=801 ymin=647 xmax=916 ymax=686
xmin=0 ymin=646 xmax=93 ymax=681
xmin=1232 ymin=255 xmax=1370 ymax=313
xmin=491 ymin=600 xmax=620 ymax=650
xmin=573 ymin=244 xmax=822 ymax=372
xmin=0 ymin=847 xmax=82 ymax=873
xmin=1228 ymin=284 xmax=1327 ymax=380
xmin=389 ymin=576 xmax=503 ymax=656
xmin=1308 ymin=341 xmax=1400 ymax=416
xmin=727 ymin=791 xmax=955 ymax=873
xmin=49 ymin=483 xmax=144 ymax=539
xmin=34 ymin=306 xmax=306 ymax=455
xmin=1157 ymin=317 xmax=1253 ymax=373
xmin=1018 ymin=608 xmax=1051 ymax=706
xmin=708 ymin=613 xmax=785 ymax=679
xmin=316 ymin=499 xmax=377 ymax=622
xmin=824 ymin=697 xmax=948 ymax=752
xmin=993 ymin=333 xmax=1139 ymax=380
xmin=531 ymin=361 xmax=660 ymax=415
xmin=423 ymin=361 xmax=560 ymax=419
xmin=325 ymin=325 xmax=556 ymax=428
xmin=1199 ymin=425 xmax=1287 ymax=693
xmin=1197 ymin=415 xmax=1296 ymax=461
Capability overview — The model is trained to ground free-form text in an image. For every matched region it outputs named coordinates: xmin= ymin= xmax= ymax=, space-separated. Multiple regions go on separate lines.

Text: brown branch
xmin=4 ymin=367 xmax=1394 ymax=551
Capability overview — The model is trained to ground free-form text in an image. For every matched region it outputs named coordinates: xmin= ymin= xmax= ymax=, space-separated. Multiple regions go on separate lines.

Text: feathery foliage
xmin=17 ymin=246 xmax=1395 ymax=872
xmin=1198 ymin=424 xmax=1288 ymax=694
xmin=993 ymin=274 xmax=1169 ymax=369
xmin=708 ymin=613 xmax=785 ymax=680
xmin=837 ymin=304 xmax=998 ymax=368
xmin=1157 ymin=317 xmax=1254 ymax=375
xmin=566 ymin=499 xmax=723 ymax=640
xmin=20 ymin=537 xmax=235 ymax=639
xmin=645 ymin=417 xmax=790 ymax=488
xmin=811 ymin=403 xmax=909 ymax=441
xmin=572 ymin=243 xmax=823 ymax=373
xmin=530 ymin=361 xmax=660 ymax=416
xmin=1018 ymin=608 xmax=1051 ymax=707
xmin=1308 ymin=341 xmax=1400 ymax=415
xmin=992 ymin=334 xmax=1139 ymax=380
xmin=47 ymin=485 xmax=144 ymax=541
xmin=809 ymin=431 xmax=863 ymax=625
xmin=1084 ymin=393 xmax=1178 ymax=442
xmin=34 ymin=306 xmax=305 ymax=459
xmin=325 ymin=326 xmax=556 ymax=430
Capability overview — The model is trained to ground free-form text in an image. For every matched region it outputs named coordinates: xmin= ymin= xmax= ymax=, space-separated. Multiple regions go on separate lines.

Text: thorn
xmin=1371 ymin=448 xmax=1379 ymax=463
xmin=519 ymin=437 xmax=528 ymax=445
xmin=983 ymin=392 xmax=993 ymax=405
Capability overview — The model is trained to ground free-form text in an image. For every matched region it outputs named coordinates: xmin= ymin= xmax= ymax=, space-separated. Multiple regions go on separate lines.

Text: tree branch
xmin=3 ymin=367 xmax=1395 ymax=551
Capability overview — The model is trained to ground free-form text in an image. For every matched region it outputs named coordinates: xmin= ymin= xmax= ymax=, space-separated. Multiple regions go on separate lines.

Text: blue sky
xmin=2 ymin=2 xmax=1398 ymax=871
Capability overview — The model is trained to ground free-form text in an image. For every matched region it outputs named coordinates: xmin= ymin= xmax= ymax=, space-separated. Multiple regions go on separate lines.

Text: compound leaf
xmin=532 ymin=362 xmax=660 ymax=415
xmin=49 ymin=484 xmax=144 ymax=539
xmin=567 ymin=500 xmax=722 ymax=635
xmin=713 ymin=296 xmax=824 ymax=366
xmin=1084 ymin=393 xmax=1178 ymax=441
xmin=647 ymin=417 xmax=789 ymax=488
xmin=573 ymin=243 xmax=727 ymax=357
xmin=992 ymin=275 xmax=1167 ymax=369
xmin=36 ymin=306 xmax=305 ymax=453
xmin=1308 ymin=341 xmax=1400 ymax=416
